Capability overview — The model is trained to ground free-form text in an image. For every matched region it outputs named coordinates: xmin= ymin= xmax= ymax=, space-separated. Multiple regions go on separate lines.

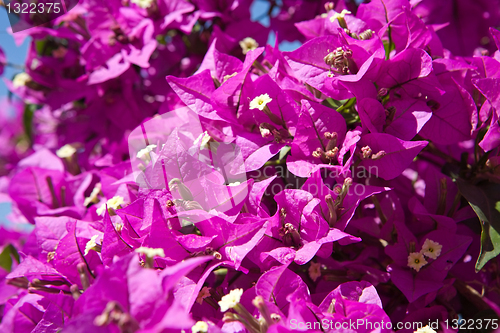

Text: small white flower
xmin=194 ymin=131 xmax=211 ymax=150
xmin=114 ymin=222 xmax=124 ymax=232
xmin=228 ymin=181 xmax=241 ymax=186
xmin=218 ymin=288 xmax=244 ymax=312
xmin=330 ymin=9 xmax=352 ymax=22
xmin=420 ymin=239 xmax=443 ymax=260
xmin=96 ymin=204 xmax=106 ymax=216
xmin=84 ymin=235 xmax=100 ymax=256
xmin=407 ymin=252 xmax=428 ymax=272
xmin=414 ymin=325 xmax=436 ymax=333
xmin=131 ymin=0 xmax=153 ymax=8
xmin=84 ymin=183 xmax=102 ymax=207
xmin=96 ymin=196 xmax=125 ymax=216
xmin=13 ymin=72 xmax=31 ymax=89
xmin=192 ymin=321 xmax=208 ymax=333
xmin=239 ymin=37 xmax=259 ymax=55
xmin=136 ymin=144 xmax=157 ymax=159
xmin=249 ymin=94 xmax=272 ymax=111
xmin=107 ymin=196 xmax=124 ymax=210
xmin=135 ymin=247 xmax=165 ymax=258
xmin=56 ymin=144 xmax=77 ymax=158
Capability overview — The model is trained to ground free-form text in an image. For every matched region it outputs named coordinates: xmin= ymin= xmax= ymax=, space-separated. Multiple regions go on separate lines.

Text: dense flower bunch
xmin=1 ymin=0 xmax=500 ymax=332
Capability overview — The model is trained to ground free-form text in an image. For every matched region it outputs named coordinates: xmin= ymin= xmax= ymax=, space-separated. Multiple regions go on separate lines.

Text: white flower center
xmin=96 ymin=196 xmax=125 ymax=216
xmin=84 ymin=183 xmax=102 ymax=207
xmin=414 ymin=325 xmax=437 ymax=333
xmin=136 ymin=144 xmax=157 ymax=159
xmin=13 ymin=72 xmax=31 ymax=89
xmin=191 ymin=321 xmax=208 ymax=333
xmin=249 ymin=94 xmax=273 ymax=111
xmin=194 ymin=131 xmax=211 ymax=150
xmin=330 ymin=9 xmax=352 ymax=22
xmin=239 ymin=37 xmax=259 ymax=55
xmin=84 ymin=235 xmax=100 ymax=256
xmin=218 ymin=288 xmax=244 ymax=312
xmin=135 ymin=247 xmax=165 ymax=258
xmin=131 ymin=0 xmax=153 ymax=9
xmin=56 ymin=144 xmax=77 ymax=158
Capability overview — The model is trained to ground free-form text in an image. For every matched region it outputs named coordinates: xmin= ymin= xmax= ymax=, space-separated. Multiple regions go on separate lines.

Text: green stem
xmin=263 ymin=159 xmax=286 ymax=166
xmin=336 ymin=98 xmax=356 ymax=113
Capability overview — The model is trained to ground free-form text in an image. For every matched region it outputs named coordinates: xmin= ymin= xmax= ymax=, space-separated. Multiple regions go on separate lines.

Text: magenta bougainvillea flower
xmin=1 ymin=0 xmax=500 ymax=332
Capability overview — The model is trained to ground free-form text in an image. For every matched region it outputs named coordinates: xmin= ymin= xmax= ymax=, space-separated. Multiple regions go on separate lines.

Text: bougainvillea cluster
xmin=1 ymin=0 xmax=500 ymax=332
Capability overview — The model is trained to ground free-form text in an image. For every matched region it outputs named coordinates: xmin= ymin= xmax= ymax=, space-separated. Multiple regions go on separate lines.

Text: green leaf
xmin=279 ymin=146 xmax=291 ymax=161
xmin=336 ymin=97 xmax=356 ymax=113
xmin=456 ymin=179 xmax=500 ymax=232
xmin=0 ymin=244 xmax=20 ymax=272
xmin=477 ymin=221 xmax=500 ymax=271
xmin=456 ymin=179 xmax=500 ymax=271
xmin=23 ymin=103 xmax=36 ymax=146
xmin=35 ymin=39 xmax=47 ymax=55
xmin=383 ymin=37 xmax=395 ymax=60
xmin=323 ymin=98 xmax=347 ymax=109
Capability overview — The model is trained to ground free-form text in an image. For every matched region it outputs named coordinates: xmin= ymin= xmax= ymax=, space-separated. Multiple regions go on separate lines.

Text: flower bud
xmin=312 ymin=147 xmax=325 ymax=159
xmin=361 ymin=145 xmax=373 ymax=159
xmin=280 ymin=223 xmax=302 ymax=247
xmin=325 ymin=132 xmax=338 ymax=150
xmin=358 ymin=29 xmax=374 ymax=40
xmin=377 ymin=88 xmax=389 ymax=100
xmin=325 ymin=194 xmax=338 ymax=227
xmin=371 ymin=150 xmax=386 ymax=160
xmin=70 ymin=284 xmax=81 ymax=300
xmin=325 ymin=147 xmax=339 ymax=160
xmin=77 ymin=263 xmax=90 ymax=291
